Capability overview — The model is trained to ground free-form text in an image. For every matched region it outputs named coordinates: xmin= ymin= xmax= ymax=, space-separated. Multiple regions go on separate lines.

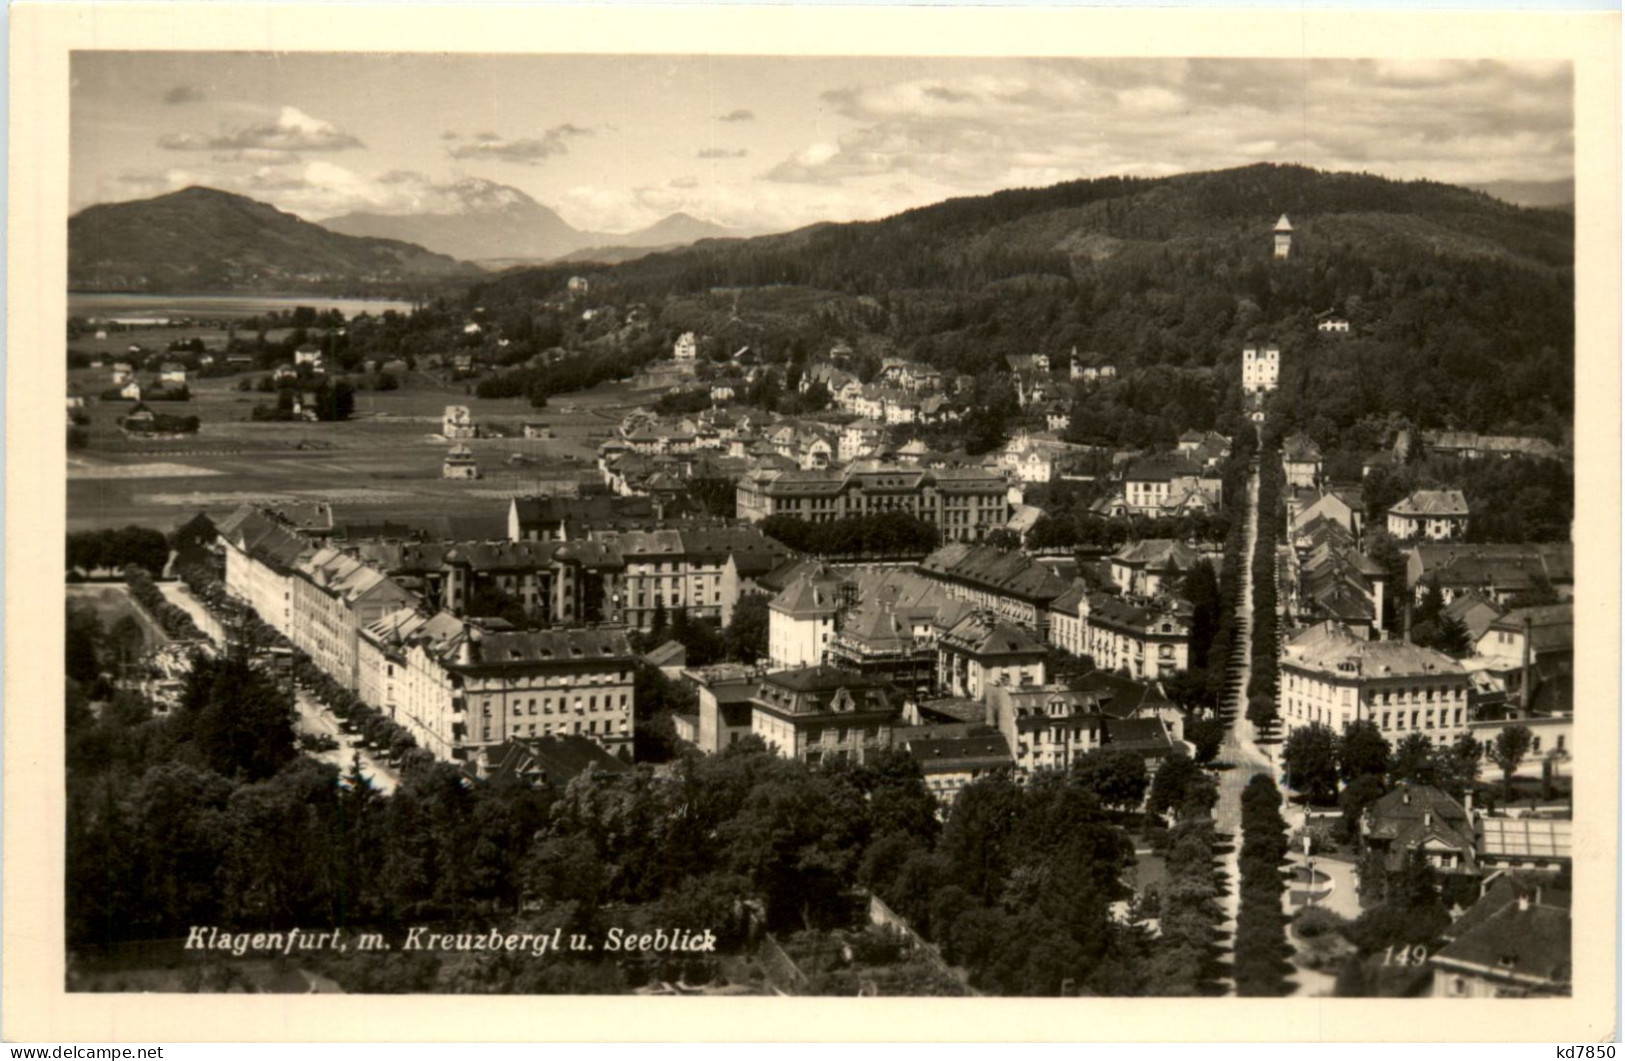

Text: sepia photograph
xmin=7 ymin=2 xmax=1620 ymax=1045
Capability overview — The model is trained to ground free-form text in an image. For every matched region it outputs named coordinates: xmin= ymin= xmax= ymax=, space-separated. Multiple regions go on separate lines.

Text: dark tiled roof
xmin=919 ymin=544 xmax=1070 ymax=605
xmin=1432 ymin=898 xmax=1570 ymax=990
xmin=456 ymin=626 xmax=633 ymax=669
xmin=1071 ymin=670 xmax=1173 ymax=717
xmin=1103 ymin=716 xmax=1173 ymax=756
xmin=1365 ymin=782 xmax=1469 ymax=841
xmin=904 ymin=733 xmax=1013 ymax=773
xmin=940 ymin=612 xmax=1047 ymax=658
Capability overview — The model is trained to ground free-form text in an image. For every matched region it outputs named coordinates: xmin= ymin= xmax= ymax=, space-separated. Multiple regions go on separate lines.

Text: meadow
xmin=67 ymin=366 xmax=656 ymax=533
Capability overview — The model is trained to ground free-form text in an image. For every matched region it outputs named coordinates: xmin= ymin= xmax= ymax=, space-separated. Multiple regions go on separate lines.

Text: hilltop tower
xmin=1273 ymin=214 xmax=1294 ymax=259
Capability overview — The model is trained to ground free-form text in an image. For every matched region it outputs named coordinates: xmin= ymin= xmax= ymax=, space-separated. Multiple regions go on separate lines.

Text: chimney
xmin=1402 ymin=789 xmax=1411 ymax=806
xmin=1464 ymin=789 xmax=1474 ymax=818
xmin=1424 ymin=811 xmax=1432 ymax=827
xmin=1517 ymin=893 xmax=1530 ymax=912
xmin=1520 ymin=614 xmax=1534 ymax=713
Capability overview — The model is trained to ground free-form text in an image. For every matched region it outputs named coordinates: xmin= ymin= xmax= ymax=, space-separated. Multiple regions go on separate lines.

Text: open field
xmin=66 ymin=583 xmax=170 ymax=648
xmin=68 ymin=371 xmax=650 ymax=533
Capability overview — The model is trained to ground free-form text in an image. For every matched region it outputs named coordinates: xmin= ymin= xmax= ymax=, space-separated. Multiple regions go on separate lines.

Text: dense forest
xmin=462 ymin=164 xmax=1571 ymax=447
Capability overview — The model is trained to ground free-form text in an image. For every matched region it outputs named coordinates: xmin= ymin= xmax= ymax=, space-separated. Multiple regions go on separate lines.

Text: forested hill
xmin=470 ymin=163 xmax=1574 ymax=445
xmin=70 ymin=187 xmax=482 ymax=294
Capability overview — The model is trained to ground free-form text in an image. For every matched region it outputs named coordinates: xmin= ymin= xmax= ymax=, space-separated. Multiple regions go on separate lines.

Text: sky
xmin=71 ymin=54 xmax=1574 ymax=234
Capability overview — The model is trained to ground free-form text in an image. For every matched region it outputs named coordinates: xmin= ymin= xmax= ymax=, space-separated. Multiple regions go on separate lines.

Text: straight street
xmin=157 ymin=579 xmax=226 ymax=647
xmin=294 ymin=687 xmax=401 ymax=795
xmin=1212 ymin=458 xmax=1280 ymax=994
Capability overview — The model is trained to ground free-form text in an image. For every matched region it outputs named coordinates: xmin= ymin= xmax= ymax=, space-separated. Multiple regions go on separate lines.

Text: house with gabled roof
xmin=897 ymin=724 xmax=1013 ymax=803
xmin=768 ymin=563 xmax=850 ymax=669
xmin=988 ymin=684 xmax=1103 ymax=777
xmin=1110 ymin=538 xmax=1198 ymax=597
xmin=1430 ymin=884 xmax=1570 ymax=998
xmin=748 ymin=664 xmax=903 ymax=765
xmin=1362 ymin=781 xmax=1477 ymax=874
xmin=1281 ymin=431 xmax=1324 ymax=488
xmin=1388 ymin=489 xmax=1471 ymax=541
xmin=936 ymin=610 xmax=1048 ymax=701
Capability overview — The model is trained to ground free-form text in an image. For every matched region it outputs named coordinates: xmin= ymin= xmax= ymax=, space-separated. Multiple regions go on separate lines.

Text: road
xmin=158 ymin=580 xmax=400 ymax=794
xmin=1211 ymin=459 xmax=1280 ymax=993
xmin=157 ymin=581 xmax=226 ymax=647
xmin=294 ymin=688 xmax=400 ymax=795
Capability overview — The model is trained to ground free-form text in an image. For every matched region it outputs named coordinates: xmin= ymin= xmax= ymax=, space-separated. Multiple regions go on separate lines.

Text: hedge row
xmin=1203 ymin=428 xmax=1259 ymax=708
xmin=123 ymin=566 xmax=204 ymax=643
xmin=1246 ymin=429 xmax=1285 ymax=730
xmin=1234 ymin=775 xmax=1293 ymax=996
xmin=178 ymin=561 xmax=434 ymax=778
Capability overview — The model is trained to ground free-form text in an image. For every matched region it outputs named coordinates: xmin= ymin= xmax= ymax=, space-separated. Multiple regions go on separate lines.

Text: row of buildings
xmin=681 ymin=655 xmax=1179 ymax=804
xmin=216 ymin=501 xmax=792 ymax=766
xmin=767 ymin=540 xmax=1199 ymax=690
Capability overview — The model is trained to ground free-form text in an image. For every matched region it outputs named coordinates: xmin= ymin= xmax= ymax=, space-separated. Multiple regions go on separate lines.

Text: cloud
xmin=669 ymin=175 xmax=699 ymax=189
xmin=158 ymin=106 xmax=364 ymax=153
xmin=162 ymin=84 xmax=205 ymax=105
xmin=762 ymin=59 xmax=1573 ymax=191
xmin=446 ymin=124 xmax=591 ymax=165
xmin=718 ymin=109 xmax=755 ymax=122
xmin=440 ymin=131 xmax=460 ymax=141
xmin=211 ymin=149 xmax=303 ymax=167
xmin=698 ymin=148 xmax=748 ymax=159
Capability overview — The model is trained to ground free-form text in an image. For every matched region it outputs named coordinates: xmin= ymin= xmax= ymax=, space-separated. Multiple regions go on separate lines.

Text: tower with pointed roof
xmin=1274 ymin=214 xmax=1294 ymax=259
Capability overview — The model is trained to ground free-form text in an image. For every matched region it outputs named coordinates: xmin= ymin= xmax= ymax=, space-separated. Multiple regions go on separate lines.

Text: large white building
xmin=369 ymin=613 xmax=636 ymax=762
xmin=767 ymin=565 xmax=848 ymax=668
xmin=1280 ymin=621 xmax=1471 ymax=745
xmin=673 ymin=332 xmax=698 ymax=362
xmin=1242 ymin=345 xmax=1281 ymax=394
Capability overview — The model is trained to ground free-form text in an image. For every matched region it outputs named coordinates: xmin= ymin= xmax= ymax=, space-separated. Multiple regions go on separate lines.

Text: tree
xmin=1147 ymin=754 xmax=1217 ymax=820
xmin=1433 ymin=614 xmax=1473 ymax=658
xmin=1246 ymin=692 xmax=1278 ymax=732
xmin=1071 ymin=748 xmax=1149 ymax=813
xmin=1282 ymin=724 xmax=1339 ymax=804
xmin=1185 ymin=716 xmax=1225 ymax=766
xmin=723 ymin=592 xmax=770 ymax=663
xmin=1490 ymin=725 xmax=1534 ymax=801
xmin=181 ymin=653 xmax=298 ymax=782
xmin=1181 ymin=560 xmax=1222 ymax=669
xmin=1337 ymin=773 xmax=1387 ymax=847
xmin=721 ymin=771 xmax=868 ymax=930
xmin=1388 ymin=732 xmax=1440 ymax=787
xmin=1336 ymin=719 xmax=1391 ymax=784
xmin=1434 ymin=735 xmax=1482 ymax=802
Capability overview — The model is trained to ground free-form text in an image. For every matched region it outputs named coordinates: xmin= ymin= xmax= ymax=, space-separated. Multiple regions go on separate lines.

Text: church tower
xmin=1273 ymin=214 xmax=1294 ymax=259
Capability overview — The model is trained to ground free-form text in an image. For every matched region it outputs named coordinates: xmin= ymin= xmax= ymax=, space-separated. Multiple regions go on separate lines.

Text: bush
xmin=1292 ymin=905 xmax=1349 ymax=940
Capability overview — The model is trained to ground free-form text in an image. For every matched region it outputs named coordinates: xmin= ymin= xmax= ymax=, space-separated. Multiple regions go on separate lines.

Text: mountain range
xmin=68 ymin=187 xmax=481 ymax=293
xmin=321 ymin=179 xmax=748 ymax=265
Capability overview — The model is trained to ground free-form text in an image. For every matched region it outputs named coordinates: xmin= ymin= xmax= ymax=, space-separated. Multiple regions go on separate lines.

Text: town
xmin=65 ymin=177 xmax=1576 ymax=999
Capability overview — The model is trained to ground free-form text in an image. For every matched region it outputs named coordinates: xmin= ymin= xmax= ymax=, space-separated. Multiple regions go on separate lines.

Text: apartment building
xmin=736 ymin=463 xmax=1011 ymax=541
xmin=1281 ymin=621 xmax=1471 ymax=745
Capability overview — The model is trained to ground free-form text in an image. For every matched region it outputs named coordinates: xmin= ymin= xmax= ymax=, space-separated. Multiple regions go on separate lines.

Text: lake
xmin=68 ymin=292 xmax=420 ymax=321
